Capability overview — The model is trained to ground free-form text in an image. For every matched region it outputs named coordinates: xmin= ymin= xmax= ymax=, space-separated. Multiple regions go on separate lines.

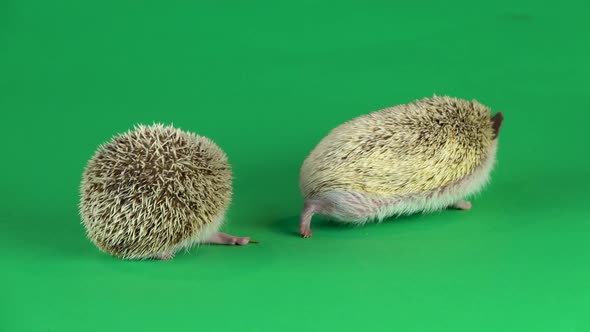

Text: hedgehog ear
xmin=491 ymin=112 xmax=504 ymax=139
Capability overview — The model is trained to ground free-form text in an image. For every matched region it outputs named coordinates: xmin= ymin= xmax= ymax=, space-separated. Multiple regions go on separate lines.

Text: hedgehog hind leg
xmin=299 ymin=200 xmax=316 ymax=238
xmin=204 ymin=232 xmax=251 ymax=245
xmin=448 ymin=200 xmax=472 ymax=210
xmin=300 ymin=199 xmax=330 ymax=238
xmin=153 ymin=251 xmax=175 ymax=260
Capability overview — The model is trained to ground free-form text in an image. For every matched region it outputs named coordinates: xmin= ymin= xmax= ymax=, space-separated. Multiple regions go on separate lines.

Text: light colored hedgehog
xmin=80 ymin=124 xmax=252 ymax=260
xmin=299 ymin=95 xmax=504 ymax=238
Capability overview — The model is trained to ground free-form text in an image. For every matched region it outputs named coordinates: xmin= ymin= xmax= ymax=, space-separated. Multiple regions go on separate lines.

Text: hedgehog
xmin=298 ymin=95 xmax=504 ymax=238
xmin=79 ymin=124 xmax=252 ymax=260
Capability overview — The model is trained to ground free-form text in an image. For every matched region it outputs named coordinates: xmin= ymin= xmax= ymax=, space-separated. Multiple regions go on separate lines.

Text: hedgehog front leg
xmin=205 ymin=232 xmax=252 ymax=245
xmin=449 ymin=200 xmax=472 ymax=210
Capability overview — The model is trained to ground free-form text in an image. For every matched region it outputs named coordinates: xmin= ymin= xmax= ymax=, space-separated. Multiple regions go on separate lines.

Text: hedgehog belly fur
xmin=311 ymin=142 xmax=497 ymax=224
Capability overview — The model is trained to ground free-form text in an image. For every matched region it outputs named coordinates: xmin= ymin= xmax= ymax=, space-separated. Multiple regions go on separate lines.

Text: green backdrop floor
xmin=1 ymin=1 xmax=589 ymax=331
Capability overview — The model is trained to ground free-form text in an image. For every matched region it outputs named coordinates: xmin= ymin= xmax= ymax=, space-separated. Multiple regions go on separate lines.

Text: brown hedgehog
xmin=79 ymin=124 xmax=252 ymax=260
xmin=299 ymin=95 xmax=504 ymax=238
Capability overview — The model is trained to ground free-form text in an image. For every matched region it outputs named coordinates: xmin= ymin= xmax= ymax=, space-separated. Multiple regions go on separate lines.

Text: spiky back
xmin=300 ymin=96 xmax=496 ymax=198
xmin=80 ymin=124 xmax=232 ymax=259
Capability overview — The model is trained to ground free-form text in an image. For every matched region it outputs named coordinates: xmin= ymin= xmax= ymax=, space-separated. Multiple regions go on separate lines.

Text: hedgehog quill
xmin=298 ymin=95 xmax=504 ymax=238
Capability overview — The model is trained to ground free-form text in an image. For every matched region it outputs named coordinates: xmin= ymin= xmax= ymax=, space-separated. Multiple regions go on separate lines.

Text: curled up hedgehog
xmin=79 ymin=124 xmax=253 ymax=260
xmin=298 ymin=95 xmax=504 ymax=238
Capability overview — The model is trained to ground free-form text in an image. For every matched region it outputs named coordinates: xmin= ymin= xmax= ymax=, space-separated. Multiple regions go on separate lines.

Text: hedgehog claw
xmin=299 ymin=225 xmax=312 ymax=239
xmin=300 ymin=226 xmax=313 ymax=238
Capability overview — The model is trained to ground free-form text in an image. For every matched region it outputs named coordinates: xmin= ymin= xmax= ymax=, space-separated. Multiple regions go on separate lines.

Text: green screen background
xmin=1 ymin=1 xmax=589 ymax=331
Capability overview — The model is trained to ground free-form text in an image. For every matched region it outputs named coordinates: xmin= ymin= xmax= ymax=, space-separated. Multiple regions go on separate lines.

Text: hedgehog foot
xmin=154 ymin=251 xmax=175 ymax=260
xmin=450 ymin=200 xmax=472 ymax=210
xmin=300 ymin=224 xmax=312 ymax=238
xmin=206 ymin=232 xmax=251 ymax=245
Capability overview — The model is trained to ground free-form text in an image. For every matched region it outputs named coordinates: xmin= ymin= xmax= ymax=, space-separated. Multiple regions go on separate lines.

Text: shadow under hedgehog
xmin=298 ymin=95 xmax=504 ymax=238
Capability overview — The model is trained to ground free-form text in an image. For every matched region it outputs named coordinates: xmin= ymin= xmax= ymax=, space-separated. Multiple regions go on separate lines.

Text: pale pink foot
xmin=154 ymin=251 xmax=175 ymax=260
xmin=300 ymin=224 xmax=312 ymax=238
xmin=450 ymin=200 xmax=472 ymax=210
xmin=205 ymin=232 xmax=252 ymax=245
